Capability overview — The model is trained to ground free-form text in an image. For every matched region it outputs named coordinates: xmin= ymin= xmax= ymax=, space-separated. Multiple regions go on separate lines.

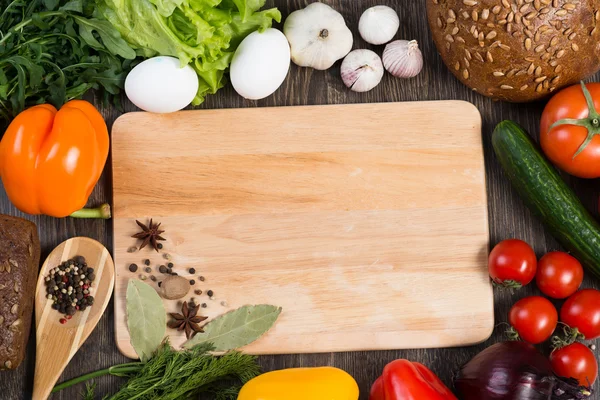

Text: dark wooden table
xmin=2 ymin=0 xmax=600 ymax=399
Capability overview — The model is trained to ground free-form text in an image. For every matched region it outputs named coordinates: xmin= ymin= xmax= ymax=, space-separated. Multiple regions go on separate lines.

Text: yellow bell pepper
xmin=237 ymin=367 xmax=359 ymax=400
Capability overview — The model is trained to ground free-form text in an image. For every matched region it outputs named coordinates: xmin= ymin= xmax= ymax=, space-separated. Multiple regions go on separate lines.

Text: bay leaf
xmin=126 ymin=279 xmax=166 ymax=361
xmin=184 ymin=304 xmax=282 ymax=351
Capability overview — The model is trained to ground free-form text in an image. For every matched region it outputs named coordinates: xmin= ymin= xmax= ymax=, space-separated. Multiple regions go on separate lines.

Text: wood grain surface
xmin=1 ymin=0 xmax=599 ymax=399
xmin=33 ymin=238 xmax=114 ymax=400
xmin=111 ymin=102 xmax=492 ymax=357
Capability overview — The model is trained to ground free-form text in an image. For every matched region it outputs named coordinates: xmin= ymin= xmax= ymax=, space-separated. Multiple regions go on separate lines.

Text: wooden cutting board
xmin=111 ymin=101 xmax=493 ymax=358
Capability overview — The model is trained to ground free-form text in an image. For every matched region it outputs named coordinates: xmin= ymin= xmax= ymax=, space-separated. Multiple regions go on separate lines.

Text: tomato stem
xmin=549 ymin=81 xmax=600 ymax=159
xmin=491 ymin=279 xmax=523 ymax=291
xmin=505 ymin=326 xmax=521 ymax=341
xmin=552 ymin=324 xmax=586 ymax=350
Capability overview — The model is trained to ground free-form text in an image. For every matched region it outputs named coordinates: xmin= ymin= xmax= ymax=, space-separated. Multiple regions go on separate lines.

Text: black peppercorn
xmin=201 ymin=303 xmax=207 ymax=308
xmin=144 ymin=259 xmax=151 ymax=266
xmin=207 ymin=290 xmax=213 ymax=297
xmin=73 ymin=255 xmax=86 ymax=265
xmin=150 ymin=275 xmax=157 ymax=282
xmin=157 ymin=243 xmax=163 ymax=250
xmin=129 ymin=264 xmax=138 ymax=273
xmin=189 ymin=280 xmax=195 ymax=285
xmin=144 ymin=267 xmax=152 ymax=273
xmin=159 ymin=265 xmax=167 ymax=274
xmin=168 ymin=262 xmax=174 ymax=268
xmin=189 ymin=268 xmax=196 ymax=274
xmin=199 ymin=276 xmax=205 ymax=282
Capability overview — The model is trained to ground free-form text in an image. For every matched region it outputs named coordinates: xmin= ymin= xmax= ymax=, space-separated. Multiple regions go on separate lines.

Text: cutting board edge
xmin=114 ymin=321 xmax=495 ymax=358
xmin=111 ymin=100 xmax=481 ymax=129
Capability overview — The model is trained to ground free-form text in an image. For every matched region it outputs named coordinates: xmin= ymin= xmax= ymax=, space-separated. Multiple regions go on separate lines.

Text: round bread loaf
xmin=427 ymin=0 xmax=600 ymax=102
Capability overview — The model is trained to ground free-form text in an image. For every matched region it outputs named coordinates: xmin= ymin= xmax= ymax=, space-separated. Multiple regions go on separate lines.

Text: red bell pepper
xmin=369 ymin=360 xmax=457 ymax=400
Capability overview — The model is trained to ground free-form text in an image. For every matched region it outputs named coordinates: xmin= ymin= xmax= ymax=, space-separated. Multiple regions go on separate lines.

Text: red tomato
xmin=561 ymin=289 xmax=600 ymax=339
xmin=540 ymin=82 xmax=600 ymax=178
xmin=550 ymin=342 xmax=598 ymax=386
xmin=509 ymin=296 xmax=558 ymax=344
xmin=488 ymin=239 xmax=537 ymax=288
xmin=535 ymin=252 xmax=584 ymax=299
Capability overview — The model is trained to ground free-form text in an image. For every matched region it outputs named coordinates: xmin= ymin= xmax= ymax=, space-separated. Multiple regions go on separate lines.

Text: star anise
xmin=168 ymin=301 xmax=208 ymax=339
xmin=132 ymin=219 xmax=166 ymax=252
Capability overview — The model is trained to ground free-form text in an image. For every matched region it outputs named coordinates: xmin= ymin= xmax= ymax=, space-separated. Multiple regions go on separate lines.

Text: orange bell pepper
xmin=0 ymin=100 xmax=111 ymax=218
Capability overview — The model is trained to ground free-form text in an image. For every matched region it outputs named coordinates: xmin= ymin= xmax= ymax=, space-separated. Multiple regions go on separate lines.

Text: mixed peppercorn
xmin=44 ymin=255 xmax=95 ymax=323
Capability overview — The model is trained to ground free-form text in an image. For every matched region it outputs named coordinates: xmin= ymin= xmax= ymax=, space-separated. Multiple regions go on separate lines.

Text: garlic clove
xmin=359 ymin=5 xmax=400 ymax=45
xmin=383 ymin=40 xmax=424 ymax=79
xmin=341 ymin=49 xmax=384 ymax=92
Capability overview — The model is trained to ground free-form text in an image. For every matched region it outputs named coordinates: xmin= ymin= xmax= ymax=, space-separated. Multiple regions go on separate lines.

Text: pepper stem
xmin=69 ymin=203 xmax=111 ymax=219
xmin=549 ymin=81 xmax=600 ymax=159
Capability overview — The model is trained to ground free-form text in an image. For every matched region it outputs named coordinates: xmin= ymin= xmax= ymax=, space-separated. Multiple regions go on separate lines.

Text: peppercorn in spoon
xmin=32 ymin=237 xmax=114 ymax=400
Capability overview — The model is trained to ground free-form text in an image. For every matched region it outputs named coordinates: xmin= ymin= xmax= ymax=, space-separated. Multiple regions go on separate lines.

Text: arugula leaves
xmin=0 ymin=0 xmax=135 ymax=124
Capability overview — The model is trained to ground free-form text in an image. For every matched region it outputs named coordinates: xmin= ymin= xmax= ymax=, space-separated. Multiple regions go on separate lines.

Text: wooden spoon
xmin=32 ymin=237 xmax=114 ymax=400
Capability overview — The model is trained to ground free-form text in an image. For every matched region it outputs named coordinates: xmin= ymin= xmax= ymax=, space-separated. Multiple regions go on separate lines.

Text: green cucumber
xmin=492 ymin=120 xmax=600 ymax=279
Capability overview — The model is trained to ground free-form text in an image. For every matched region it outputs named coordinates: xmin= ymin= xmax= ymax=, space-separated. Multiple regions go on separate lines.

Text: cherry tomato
xmin=540 ymin=82 xmax=600 ymax=178
xmin=488 ymin=239 xmax=537 ymax=288
xmin=535 ymin=252 xmax=584 ymax=299
xmin=509 ymin=296 xmax=558 ymax=344
xmin=550 ymin=342 xmax=598 ymax=386
xmin=561 ymin=289 xmax=600 ymax=339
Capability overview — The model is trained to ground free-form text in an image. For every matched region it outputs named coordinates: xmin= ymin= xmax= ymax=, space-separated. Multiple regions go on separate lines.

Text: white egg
xmin=125 ymin=56 xmax=199 ymax=113
xmin=230 ymin=28 xmax=291 ymax=100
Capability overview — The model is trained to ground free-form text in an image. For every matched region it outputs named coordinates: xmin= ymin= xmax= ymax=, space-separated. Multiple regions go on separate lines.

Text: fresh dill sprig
xmin=53 ymin=342 xmax=260 ymax=400
xmin=109 ymin=343 xmax=259 ymax=400
xmin=82 ymin=382 xmax=96 ymax=400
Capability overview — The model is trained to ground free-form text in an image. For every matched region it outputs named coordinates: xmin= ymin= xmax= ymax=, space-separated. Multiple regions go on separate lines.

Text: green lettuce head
xmin=96 ymin=0 xmax=281 ymax=104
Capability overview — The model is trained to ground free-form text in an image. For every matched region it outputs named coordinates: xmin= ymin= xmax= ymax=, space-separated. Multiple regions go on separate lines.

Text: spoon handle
xmin=32 ymin=310 xmax=78 ymax=400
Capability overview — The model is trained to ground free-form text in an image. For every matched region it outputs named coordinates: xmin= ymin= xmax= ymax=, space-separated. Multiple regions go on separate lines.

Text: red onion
xmin=455 ymin=341 xmax=592 ymax=400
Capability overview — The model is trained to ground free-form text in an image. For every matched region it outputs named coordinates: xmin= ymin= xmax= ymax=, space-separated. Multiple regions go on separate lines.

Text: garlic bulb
xmin=341 ymin=50 xmax=384 ymax=92
xmin=284 ymin=2 xmax=353 ymax=70
xmin=359 ymin=6 xmax=400 ymax=45
xmin=382 ymin=40 xmax=423 ymax=79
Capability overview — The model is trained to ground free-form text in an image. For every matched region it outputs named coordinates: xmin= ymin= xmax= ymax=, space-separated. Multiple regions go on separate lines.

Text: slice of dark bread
xmin=0 ymin=215 xmax=40 ymax=370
